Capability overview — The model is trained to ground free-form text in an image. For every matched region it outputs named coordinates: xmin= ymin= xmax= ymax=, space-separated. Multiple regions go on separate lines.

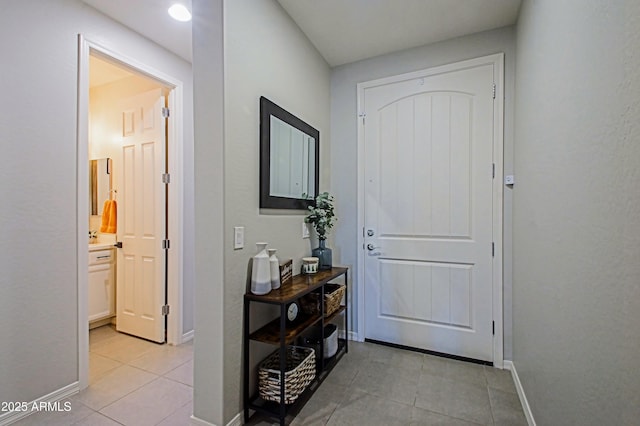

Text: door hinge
xmin=162 ymin=305 xmax=170 ymax=316
xmin=492 ymin=163 xmax=495 ymax=179
xmin=162 ymin=173 xmax=170 ymax=184
xmin=492 ymin=83 xmax=496 ymax=99
xmin=492 ymin=242 xmax=495 ymax=257
xmin=162 ymin=239 xmax=170 ymax=250
xmin=359 ymin=112 xmax=366 ymax=124
xmin=492 ymin=321 xmax=495 ymax=335
xmin=162 ymin=107 xmax=170 ymax=118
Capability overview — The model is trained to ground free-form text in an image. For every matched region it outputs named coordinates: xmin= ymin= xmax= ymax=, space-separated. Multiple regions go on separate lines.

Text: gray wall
xmin=330 ymin=26 xmax=516 ymax=359
xmin=0 ymin=0 xmax=193 ymax=408
xmin=513 ymin=0 xmax=640 ymax=424
xmin=192 ymin=0 xmax=225 ymax=424
xmin=222 ymin=0 xmax=331 ymax=421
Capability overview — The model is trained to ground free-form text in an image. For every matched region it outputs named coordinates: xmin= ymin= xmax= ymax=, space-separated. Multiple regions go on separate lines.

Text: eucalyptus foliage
xmin=304 ymin=192 xmax=336 ymax=240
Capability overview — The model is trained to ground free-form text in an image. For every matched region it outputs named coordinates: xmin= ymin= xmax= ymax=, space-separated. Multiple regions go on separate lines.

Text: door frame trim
xmin=76 ymin=35 xmax=185 ymax=390
xmin=355 ymin=53 xmax=505 ymax=366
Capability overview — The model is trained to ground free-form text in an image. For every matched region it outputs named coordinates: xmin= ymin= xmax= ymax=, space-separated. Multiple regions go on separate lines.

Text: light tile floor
xmin=249 ymin=342 xmax=527 ymax=426
xmin=14 ymin=325 xmax=194 ymax=426
xmin=14 ymin=327 xmax=526 ymax=426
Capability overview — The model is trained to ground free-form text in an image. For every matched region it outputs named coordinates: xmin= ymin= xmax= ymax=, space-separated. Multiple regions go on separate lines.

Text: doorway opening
xmin=77 ymin=36 xmax=186 ymax=390
xmin=88 ymin=53 xmax=170 ymax=342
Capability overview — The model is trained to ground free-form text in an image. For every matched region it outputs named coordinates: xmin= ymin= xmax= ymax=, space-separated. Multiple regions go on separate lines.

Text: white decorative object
xmin=324 ymin=324 xmax=338 ymax=358
xmin=268 ymin=248 xmax=281 ymax=290
xmin=302 ymin=257 xmax=319 ymax=274
xmin=251 ymin=243 xmax=271 ymax=295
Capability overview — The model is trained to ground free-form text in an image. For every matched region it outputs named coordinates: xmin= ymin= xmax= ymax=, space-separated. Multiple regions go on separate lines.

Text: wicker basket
xmin=300 ymin=283 xmax=345 ymax=317
xmin=258 ymin=346 xmax=316 ymax=404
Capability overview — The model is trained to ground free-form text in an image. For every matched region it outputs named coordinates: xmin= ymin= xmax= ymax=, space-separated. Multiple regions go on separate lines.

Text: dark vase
xmin=312 ymin=239 xmax=332 ymax=270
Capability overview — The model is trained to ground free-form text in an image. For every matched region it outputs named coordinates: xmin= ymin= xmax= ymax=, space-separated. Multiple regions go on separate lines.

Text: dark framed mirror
xmin=260 ymin=96 xmax=320 ymax=209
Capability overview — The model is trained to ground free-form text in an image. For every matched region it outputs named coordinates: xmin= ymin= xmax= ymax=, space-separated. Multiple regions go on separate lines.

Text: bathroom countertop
xmin=88 ymin=242 xmax=116 ymax=250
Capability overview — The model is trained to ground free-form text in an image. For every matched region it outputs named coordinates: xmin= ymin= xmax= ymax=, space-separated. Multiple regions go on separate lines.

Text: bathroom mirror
xmin=260 ymin=96 xmax=319 ymax=209
xmin=89 ymin=158 xmax=112 ymax=216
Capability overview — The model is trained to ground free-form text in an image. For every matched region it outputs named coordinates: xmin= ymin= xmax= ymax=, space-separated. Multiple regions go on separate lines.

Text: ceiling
xmin=82 ymin=0 xmax=521 ymax=67
xmin=82 ymin=0 xmax=193 ymax=63
xmin=277 ymin=0 xmax=522 ymax=66
xmin=89 ymin=55 xmax=134 ymax=88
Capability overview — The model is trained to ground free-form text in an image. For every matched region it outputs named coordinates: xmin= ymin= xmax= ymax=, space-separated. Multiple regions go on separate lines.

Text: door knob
xmin=366 ymin=243 xmax=381 ymax=256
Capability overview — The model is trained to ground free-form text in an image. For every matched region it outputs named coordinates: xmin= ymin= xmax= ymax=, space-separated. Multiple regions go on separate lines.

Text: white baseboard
xmin=350 ymin=330 xmax=365 ymax=342
xmin=182 ymin=329 xmax=194 ymax=343
xmin=190 ymin=412 xmax=241 ymax=426
xmin=89 ymin=317 xmax=113 ymax=330
xmin=503 ymin=361 xmax=536 ymax=426
xmin=0 ymin=382 xmax=79 ymax=426
xmin=226 ymin=412 xmax=242 ymax=426
xmin=338 ymin=330 xmax=358 ymax=341
xmin=190 ymin=414 xmax=216 ymax=425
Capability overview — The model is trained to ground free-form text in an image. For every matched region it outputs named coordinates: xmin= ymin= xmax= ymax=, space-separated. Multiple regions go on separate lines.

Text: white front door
xmin=362 ymin=58 xmax=498 ymax=361
xmin=116 ymin=88 xmax=166 ymax=343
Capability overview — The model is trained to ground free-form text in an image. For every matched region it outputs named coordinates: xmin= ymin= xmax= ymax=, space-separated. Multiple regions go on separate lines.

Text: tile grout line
xmin=152 ymin=400 xmax=193 ymax=426
xmin=93 ymin=375 xmax=163 ymax=413
xmin=79 ymin=327 xmax=194 ymax=425
xmin=80 ymin=411 xmax=127 ymax=426
xmin=486 ymin=384 xmax=497 ymax=426
xmin=482 ymin=365 xmax=498 ymax=425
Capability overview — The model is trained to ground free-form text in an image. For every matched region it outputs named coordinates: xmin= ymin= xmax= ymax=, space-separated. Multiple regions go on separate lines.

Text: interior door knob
xmin=366 ymin=243 xmax=381 ymax=256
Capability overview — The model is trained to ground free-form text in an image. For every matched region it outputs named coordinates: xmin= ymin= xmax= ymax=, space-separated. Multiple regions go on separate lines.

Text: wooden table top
xmin=245 ymin=267 xmax=348 ymax=305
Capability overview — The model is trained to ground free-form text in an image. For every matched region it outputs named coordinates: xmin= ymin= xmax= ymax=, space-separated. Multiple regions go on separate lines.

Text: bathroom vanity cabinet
xmin=243 ymin=267 xmax=348 ymax=426
xmin=88 ymin=245 xmax=115 ymax=324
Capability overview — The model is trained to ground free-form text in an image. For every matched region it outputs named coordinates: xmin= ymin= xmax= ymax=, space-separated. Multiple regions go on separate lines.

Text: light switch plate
xmin=234 ymin=226 xmax=244 ymax=249
xmin=302 ymin=222 xmax=310 ymax=239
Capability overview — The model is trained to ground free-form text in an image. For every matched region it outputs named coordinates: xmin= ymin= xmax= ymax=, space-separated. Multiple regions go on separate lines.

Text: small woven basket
xmin=300 ymin=283 xmax=345 ymax=317
xmin=258 ymin=346 xmax=316 ymax=404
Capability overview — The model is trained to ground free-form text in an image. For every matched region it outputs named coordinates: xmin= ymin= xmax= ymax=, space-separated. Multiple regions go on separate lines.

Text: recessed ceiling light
xmin=168 ymin=4 xmax=192 ymax=22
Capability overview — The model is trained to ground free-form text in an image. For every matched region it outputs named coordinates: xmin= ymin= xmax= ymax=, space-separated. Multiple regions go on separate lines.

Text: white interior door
xmin=116 ymin=88 xmax=166 ymax=343
xmin=363 ymin=60 xmax=496 ymax=361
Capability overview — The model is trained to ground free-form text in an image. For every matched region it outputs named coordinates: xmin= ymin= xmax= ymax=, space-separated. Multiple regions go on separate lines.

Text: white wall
xmin=0 ymin=0 xmax=193 ymax=409
xmin=192 ymin=0 xmax=225 ymax=424
xmin=513 ymin=0 xmax=640 ymax=424
xmin=222 ymin=0 xmax=331 ymax=421
xmin=330 ymin=26 xmax=516 ymax=359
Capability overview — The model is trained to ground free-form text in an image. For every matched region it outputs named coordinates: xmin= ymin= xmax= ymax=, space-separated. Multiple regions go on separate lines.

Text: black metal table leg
xmin=345 ymin=270 xmax=349 ymax=354
xmin=243 ymin=298 xmax=250 ymax=423
xmin=279 ymin=303 xmax=286 ymax=425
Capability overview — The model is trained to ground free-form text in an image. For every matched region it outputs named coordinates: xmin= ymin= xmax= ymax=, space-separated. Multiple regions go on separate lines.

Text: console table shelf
xmin=249 ymin=313 xmax=323 ymax=345
xmin=243 ymin=267 xmax=348 ymax=426
xmin=325 ymin=305 xmax=346 ymax=324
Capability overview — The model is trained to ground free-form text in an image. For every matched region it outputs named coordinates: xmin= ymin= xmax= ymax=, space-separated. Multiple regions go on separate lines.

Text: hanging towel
xmin=99 ymin=200 xmax=111 ymax=233
xmin=105 ymin=200 xmax=117 ymax=234
xmin=100 ymin=200 xmax=117 ymax=234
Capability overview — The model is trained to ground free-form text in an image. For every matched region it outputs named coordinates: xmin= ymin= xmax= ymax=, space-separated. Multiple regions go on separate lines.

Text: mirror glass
xmin=269 ymin=115 xmax=316 ymax=199
xmin=260 ymin=97 xmax=319 ymax=209
xmin=89 ymin=158 xmax=112 ymax=216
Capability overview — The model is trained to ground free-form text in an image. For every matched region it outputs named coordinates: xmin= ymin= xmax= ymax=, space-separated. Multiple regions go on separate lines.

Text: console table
xmin=243 ymin=267 xmax=348 ymax=425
